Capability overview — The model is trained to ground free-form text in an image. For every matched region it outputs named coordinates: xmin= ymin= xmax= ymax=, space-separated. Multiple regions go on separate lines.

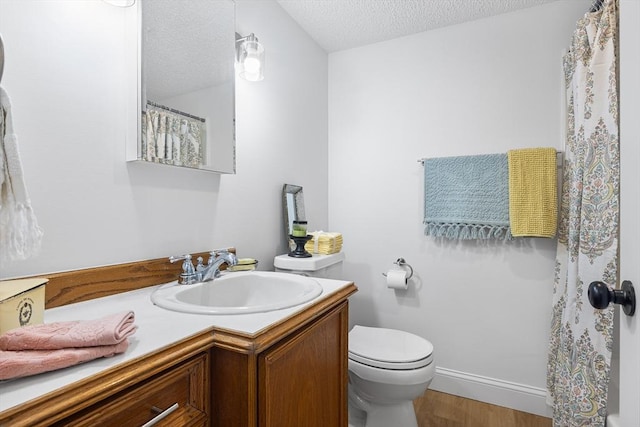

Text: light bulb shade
xmin=236 ymin=34 xmax=264 ymax=82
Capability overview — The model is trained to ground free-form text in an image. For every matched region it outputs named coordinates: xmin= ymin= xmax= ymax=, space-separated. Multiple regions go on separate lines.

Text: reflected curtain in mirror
xmin=141 ymin=103 xmax=206 ymax=168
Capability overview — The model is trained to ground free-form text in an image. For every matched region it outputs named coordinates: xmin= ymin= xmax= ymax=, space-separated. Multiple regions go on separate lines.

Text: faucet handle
xmin=169 ymin=254 xmax=195 ymax=276
xmin=208 ymin=249 xmax=230 ymax=263
xmin=210 ymin=248 xmax=230 ymax=255
xmin=169 ymin=254 xmax=191 ymax=263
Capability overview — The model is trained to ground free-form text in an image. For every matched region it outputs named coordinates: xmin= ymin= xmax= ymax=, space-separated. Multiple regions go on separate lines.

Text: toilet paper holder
xmin=382 ymin=258 xmax=414 ymax=279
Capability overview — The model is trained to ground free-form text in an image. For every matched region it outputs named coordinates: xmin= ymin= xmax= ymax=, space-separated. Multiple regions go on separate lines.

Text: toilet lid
xmin=349 ymin=326 xmax=433 ymax=370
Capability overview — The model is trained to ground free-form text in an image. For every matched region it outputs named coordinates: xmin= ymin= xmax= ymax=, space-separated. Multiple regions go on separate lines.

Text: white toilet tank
xmin=274 ymin=252 xmax=345 ymax=279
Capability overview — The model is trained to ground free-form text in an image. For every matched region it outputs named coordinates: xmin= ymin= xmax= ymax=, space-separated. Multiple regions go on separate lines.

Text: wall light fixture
xmin=236 ymin=33 xmax=264 ymax=82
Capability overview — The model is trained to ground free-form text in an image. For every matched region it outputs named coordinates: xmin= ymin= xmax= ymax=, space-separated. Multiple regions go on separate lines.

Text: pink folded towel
xmin=0 ymin=311 xmax=137 ymax=351
xmin=0 ymin=340 xmax=129 ymax=380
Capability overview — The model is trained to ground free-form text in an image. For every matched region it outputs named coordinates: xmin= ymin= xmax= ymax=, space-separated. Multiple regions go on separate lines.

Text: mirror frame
xmin=283 ymin=184 xmax=306 ymax=239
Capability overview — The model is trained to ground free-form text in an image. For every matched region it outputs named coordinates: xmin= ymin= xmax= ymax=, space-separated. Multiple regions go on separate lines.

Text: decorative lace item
xmin=0 ymin=86 xmax=43 ymax=266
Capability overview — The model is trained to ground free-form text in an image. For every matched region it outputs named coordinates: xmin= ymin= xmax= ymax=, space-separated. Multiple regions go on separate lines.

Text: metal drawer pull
xmin=142 ymin=403 xmax=179 ymax=427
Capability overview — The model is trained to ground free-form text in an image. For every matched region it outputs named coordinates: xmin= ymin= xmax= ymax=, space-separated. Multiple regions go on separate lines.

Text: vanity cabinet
xmin=0 ymin=332 xmax=215 ymax=427
xmin=0 ymin=257 xmax=356 ymax=427
xmin=211 ymin=300 xmax=350 ymax=427
xmin=56 ymin=352 xmax=209 ymax=426
xmin=259 ymin=302 xmax=347 ymax=426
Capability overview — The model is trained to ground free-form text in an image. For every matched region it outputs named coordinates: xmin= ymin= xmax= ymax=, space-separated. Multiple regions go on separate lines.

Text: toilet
xmin=348 ymin=325 xmax=434 ymax=427
xmin=274 ymin=252 xmax=435 ymax=427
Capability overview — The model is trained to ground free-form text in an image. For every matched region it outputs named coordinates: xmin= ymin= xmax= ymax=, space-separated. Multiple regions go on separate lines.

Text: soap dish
xmin=228 ymin=258 xmax=259 ymax=272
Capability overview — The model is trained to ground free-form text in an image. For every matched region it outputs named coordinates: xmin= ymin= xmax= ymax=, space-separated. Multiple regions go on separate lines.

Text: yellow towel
xmin=507 ymin=148 xmax=558 ymax=238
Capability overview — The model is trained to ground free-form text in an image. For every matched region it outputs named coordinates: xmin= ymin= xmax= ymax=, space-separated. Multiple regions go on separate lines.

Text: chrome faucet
xmin=201 ymin=250 xmax=237 ymax=281
xmin=169 ymin=250 xmax=237 ymax=285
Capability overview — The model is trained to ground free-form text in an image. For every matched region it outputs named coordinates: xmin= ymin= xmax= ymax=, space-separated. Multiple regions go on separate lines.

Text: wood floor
xmin=414 ymin=390 xmax=552 ymax=427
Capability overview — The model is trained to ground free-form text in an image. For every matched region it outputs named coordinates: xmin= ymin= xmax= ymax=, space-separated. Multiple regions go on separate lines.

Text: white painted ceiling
xmin=276 ymin=0 xmax=575 ymax=53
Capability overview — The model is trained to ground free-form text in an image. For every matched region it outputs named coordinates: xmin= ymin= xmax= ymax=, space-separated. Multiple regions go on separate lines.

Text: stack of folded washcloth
xmin=227 ymin=258 xmax=259 ymax=272
xmin=305 ymin=231 xmax=343 ymax=255
xmin=0 ymin=311 xmax=137 ymax=380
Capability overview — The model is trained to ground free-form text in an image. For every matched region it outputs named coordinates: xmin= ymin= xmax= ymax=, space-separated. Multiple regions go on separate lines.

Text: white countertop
xmin=0 ymin=276 xmax=352 ymax=413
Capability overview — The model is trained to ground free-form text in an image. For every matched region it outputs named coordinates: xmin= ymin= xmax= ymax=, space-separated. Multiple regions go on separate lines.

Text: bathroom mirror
xmin=283 ymin=184 xmax=306 ymax=238
xmin=136 ymin=0 xmax=236 ymax=173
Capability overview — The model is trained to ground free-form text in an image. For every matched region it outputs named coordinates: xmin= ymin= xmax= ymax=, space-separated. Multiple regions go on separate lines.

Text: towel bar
xmin=417 ymin=150 xmax=563 ymax=165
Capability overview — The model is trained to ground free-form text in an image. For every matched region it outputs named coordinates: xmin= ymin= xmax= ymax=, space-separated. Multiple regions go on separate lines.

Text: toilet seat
xmin=349 ymin=326 xmax=433 ymax=370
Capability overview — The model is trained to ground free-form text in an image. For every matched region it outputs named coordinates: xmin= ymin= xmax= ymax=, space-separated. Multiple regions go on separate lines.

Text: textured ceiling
xmin=276 ymin=0 xmax=573 ymax=52
xmin=144 ymin=0 xmax=587 ymax=99
xmin=142 ymin=0 xmax=235 ymax=100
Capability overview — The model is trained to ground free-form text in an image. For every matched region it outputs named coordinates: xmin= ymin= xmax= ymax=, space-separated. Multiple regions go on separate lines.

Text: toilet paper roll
xmin=386 ymin=269 xmax=408 ymax=290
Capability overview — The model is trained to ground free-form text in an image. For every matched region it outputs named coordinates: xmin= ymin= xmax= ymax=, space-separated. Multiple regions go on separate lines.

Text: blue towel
xmin=424 ymin=154 xmax=511 ymax=240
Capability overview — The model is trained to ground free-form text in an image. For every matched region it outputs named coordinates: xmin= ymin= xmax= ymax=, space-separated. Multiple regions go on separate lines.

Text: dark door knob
xmin=588 ymin=280 xmax=636 ymax=316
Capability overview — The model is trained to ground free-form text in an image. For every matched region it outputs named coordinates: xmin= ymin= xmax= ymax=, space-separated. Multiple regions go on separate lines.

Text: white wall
xmin=0 ymin=0 xmax=328 ymax=279
xmin=161 ymin=81 xmax=235 ymax=172
xmin=614 ymin=1 xmax=640 ymax=426
xmin=328 ymin=1 xmax=587 ymax=416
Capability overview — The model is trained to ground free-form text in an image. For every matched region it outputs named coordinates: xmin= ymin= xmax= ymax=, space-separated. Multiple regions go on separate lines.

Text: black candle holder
xmin=288 ymin=234 xmax=312 ymax=258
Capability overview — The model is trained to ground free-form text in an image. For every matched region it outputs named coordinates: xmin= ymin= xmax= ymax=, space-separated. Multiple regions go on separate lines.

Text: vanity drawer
xmin=57 ymin=352 xmax=209 ymax=427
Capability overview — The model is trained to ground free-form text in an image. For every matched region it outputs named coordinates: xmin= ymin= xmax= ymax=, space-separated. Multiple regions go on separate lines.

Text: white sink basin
xmin=151 ymin=271 xmax=323 ymax=315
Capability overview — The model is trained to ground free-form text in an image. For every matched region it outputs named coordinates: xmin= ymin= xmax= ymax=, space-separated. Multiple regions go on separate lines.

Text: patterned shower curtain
xmin=141 ymin=105 xmax=205 ymax=168
xmin=547 ymin=0 xmax=619 ymax=426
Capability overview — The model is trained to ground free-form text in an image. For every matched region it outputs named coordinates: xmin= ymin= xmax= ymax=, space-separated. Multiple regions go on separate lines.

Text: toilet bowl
xmin=348 ymin=325 xmax=435 ymax=427
xmin=273 ymin=253 xmax=434 ymax=427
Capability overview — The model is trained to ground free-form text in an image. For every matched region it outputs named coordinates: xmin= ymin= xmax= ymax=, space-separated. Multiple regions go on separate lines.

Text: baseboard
xmin=429 ymin=367 xmax=553 ymax=418
xmin=606 ymin=414 xmax=622 ymax=427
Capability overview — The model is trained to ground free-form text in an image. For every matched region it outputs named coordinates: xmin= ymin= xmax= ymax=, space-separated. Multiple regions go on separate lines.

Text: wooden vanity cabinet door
xmin=57 ymin=352 xmax=210 ymax=427
xmin=258 ymin=302 xmax=349 ymax=427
